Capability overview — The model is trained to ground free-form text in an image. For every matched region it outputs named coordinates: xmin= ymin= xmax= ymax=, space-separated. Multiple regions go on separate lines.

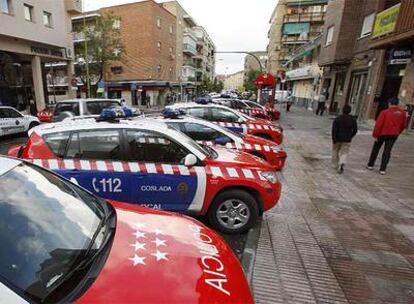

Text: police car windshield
xmin=0 ymin=162 xmax=106 ymax=303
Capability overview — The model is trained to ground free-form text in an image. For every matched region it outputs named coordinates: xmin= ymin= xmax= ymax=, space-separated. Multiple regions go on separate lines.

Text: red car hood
xmin=77 ymin=202 xmax=253 ymax=304
xmin=210 ymin=146 xmax=273 ymax=169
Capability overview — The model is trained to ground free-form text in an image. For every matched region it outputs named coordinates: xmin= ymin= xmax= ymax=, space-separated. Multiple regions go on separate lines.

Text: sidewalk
xmin=252 ymin=107 xmax=414 ymax=303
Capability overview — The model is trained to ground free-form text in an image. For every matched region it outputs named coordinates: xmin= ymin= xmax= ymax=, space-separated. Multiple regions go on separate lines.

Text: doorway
xmin=348 ymin=71 xmax=368 ymax=117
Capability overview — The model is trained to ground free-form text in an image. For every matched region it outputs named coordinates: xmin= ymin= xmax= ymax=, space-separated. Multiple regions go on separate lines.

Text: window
xmin=24 ymin=3 xmax=33 ymax=21
xmin=126 ymin=130 xmax=188 ymax=163
xmin=325 ymin=26 xmax=334 ymax=46
xmin=183 ymin=123 xmax=230 ymax=142
xmin=66 ymin=130 xmax=121 ymax=160
xmin=0 ymin=108 xmax=23 ymax=118
xmin=211 ymin=108 xmax=240 ymax=123
xmin=0 ymin=163 xmax=103 ymax=303
xmin=156 ymin=17 xmax=161 ymax=28
xmin=43 ymin=11 xmax=52 ymax=27
xmin=113 ymin=18 xmax=121 ymax=29
xmin=43 ymin=132 xmax=70 ymax=157
xmin=54 ymin=102 xmax=80 ymax=116
xmin=169 ymin=25 xmax=173 ymax=34
xmin=186 ymin=107 xmax=208 ymax=120
xmin=169 ymin=47 xmax=173 ymax=53
xmin=1 ymin=0 xmax=11 ymax=14
xmin=233 ymin=100 xmax=248 ymax=109
xmin=157 ymin=41 xmax=161 ymax=51
xmin=360 ymin=13 xmax=375 ymax=38
xmin=86 ymin=100 xmax=121 ymax=115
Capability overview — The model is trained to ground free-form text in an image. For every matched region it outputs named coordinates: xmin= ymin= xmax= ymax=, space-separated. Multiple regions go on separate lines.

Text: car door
xmin=0 ymin=108 xmax=25 ymax=136
xmin=125 ymin=129 xmax=201 ymax=212
xmin=58 ymin=129 xmax=131 ymax=203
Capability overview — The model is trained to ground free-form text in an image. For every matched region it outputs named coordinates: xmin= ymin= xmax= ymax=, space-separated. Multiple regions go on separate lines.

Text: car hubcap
xmin=216 ymin=199 xmax=250 ymax=230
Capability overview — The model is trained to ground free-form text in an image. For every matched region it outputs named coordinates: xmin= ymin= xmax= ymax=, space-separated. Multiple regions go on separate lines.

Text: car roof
xmin=167 ymin=102 xmax=235 ymax=111
xmin=0 ymin=157 xmax=21 ymax=176
xmin=56 ymin=99 xmax=121 ymax=104
xmin=31 ymin=118 xmax=171 ymax=136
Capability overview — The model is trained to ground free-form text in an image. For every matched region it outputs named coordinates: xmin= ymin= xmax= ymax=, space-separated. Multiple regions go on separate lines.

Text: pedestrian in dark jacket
xmin=332 ymin=104 xmax=358 ymax=173
xmin=316 ymin=92 xmax=327 ymax=116
xmin=367 ymin=97 xmax=407 ymax=174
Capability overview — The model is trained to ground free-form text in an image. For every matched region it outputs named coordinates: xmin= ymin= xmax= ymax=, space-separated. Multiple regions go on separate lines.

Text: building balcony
xmin=370 ymin=1 xmax=414 ymax=49
xmin=65 ymin=0 xmax=82 ymax=14
xmin=283 ymin=12 xmax=325 ymax=23
xmin=183 ymin=43 xmax=197 ymax=56
xmin=281 ymin=32 xmax=321 ymax=44
xmin=47 ymin=76 xmax=69 ymax=87
xmin=72 ymin=32 xmax=86 ymax=43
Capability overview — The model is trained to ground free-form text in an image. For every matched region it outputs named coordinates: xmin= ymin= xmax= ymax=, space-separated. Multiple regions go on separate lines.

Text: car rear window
xmin=54 ymin=103 xmax=80 ymax=116
xmin=86 ymin=100 xmax=121 ymax=115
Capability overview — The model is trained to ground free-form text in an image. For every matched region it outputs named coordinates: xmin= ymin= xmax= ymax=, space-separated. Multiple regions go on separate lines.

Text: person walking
xmin=316 ymin=92 xmax=327 ymax=116
xmin=367 ymin=97 xmax=407 ymax=174
xmin=332 ymin=104 xmax=358 ymax=174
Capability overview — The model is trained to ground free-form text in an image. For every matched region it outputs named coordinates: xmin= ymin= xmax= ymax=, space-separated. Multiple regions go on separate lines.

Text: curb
xmin=241 ymin=218 xmax=262 ymax=285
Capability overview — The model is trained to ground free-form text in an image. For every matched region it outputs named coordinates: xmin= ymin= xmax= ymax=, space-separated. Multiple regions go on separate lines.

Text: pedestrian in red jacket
xmin=367 ymin=97 xmax=407 ymax=174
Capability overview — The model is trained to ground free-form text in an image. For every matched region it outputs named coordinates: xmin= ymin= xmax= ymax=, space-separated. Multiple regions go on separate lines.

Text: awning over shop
xmin=283 ymin=35 xmax=322 ymax=67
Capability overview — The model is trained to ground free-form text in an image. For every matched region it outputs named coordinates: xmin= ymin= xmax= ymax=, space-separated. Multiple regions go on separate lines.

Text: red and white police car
xmin=0 ymin=156 xmax=253 ymax=303
xmin=147 ymin=115 xmax=287 ymax=170
xmin=243 ymin=100 xmax=281 ymax=120
xmin=8 ymin=118 xmax=281 ymax=234
xmin=165 ymin=103 xmax=284 ymax=144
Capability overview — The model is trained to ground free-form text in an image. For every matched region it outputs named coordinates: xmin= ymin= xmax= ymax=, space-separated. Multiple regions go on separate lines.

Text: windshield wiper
xmin=41 ymin=206 xmax=116 ymax=303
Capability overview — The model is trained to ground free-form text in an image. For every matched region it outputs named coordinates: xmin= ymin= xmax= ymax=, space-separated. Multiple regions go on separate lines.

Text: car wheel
xmin=28 ymin=122 xmax=39 ymax=131
xmin=208 ymin=189 xmax=259 ymax=234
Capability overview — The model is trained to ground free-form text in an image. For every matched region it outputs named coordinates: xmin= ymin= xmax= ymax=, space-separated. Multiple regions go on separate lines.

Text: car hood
xmin=210 ymin=146 xmax=273 ymax=169
xmin=77 ymin=202 xmax=253 ymax=304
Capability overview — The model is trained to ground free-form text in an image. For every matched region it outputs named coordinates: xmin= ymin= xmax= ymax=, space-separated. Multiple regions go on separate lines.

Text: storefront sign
xmin=30 ymin=46 xmax=64 ymax=58
xmin=389 ymin=48 xmax=412 ymax=65
xmin=372 ymin=3 xmax=400 ymax=38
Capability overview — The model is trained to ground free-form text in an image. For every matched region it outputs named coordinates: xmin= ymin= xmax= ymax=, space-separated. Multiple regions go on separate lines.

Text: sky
xmin=84 ymin=0 xmax=275 ymax=75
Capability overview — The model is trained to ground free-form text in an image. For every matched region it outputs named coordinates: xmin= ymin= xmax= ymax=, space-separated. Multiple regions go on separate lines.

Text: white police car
xmin=0 ymin=106 xmax=39 ymax=137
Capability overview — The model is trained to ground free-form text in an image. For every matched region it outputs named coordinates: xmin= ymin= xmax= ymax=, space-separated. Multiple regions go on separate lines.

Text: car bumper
xmin=261 ymin=181 xmax=282 ymax=211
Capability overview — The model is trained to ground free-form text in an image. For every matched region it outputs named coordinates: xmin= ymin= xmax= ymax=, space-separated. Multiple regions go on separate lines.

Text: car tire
xmin=208 ymin=189 xmax=259 ymax=234
xmin=28 ymin=122 xmax=39 ymax=131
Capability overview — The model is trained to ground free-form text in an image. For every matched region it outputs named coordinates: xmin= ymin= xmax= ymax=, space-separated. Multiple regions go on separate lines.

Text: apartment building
xmin=223 ymin=71 xmax=244 ymax=91
xmin=161 ymin=1 xmax=197 ymax=88
xmin=243 ymin=51 xmax=267 ymax=83
xmin=370 ymin=0 xmax=414 ymax=128
xmin=0 ymin=0 xmax=81 ymax=111
xmin=98 ymin=1 xmax=176 ymax=106
xmin=193 ymin=26 xmax=216 ymax=85
xmin=267 ymin=0 xmax=327 ymax=87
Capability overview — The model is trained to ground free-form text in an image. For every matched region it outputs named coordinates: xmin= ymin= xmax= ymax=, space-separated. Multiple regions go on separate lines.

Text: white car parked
xmin=0 ymin=106 xmax=39 ymax=137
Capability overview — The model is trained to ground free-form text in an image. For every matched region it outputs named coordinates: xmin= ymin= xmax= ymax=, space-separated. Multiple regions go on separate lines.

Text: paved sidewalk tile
xmin=252 ymin=107 xmax=414 ymax=304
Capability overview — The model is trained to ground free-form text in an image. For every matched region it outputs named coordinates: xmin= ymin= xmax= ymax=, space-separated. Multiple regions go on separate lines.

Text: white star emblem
xmin=132 ymin=230 xmax=146 ymax=239
xmin=152 ymin=238 xmax=167 ymax=247
xmin=130 ymin=241 xmax=146 ymax=251
xmin=152 ymin=250 xmax=168 ymax=261
xmin=129 ymin=254 xmax=146 ymax=266
xmin=135 ymin=223 xmax=145 ymax=229
xmin=154 ymin=228 xmax=163 ymax=235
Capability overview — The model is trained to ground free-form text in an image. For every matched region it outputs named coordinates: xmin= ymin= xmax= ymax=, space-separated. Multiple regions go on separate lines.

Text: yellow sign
xmin=373 ymin=3 xmax=401 ymax=38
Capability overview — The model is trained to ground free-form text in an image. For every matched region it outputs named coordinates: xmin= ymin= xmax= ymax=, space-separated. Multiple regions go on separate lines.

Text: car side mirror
xmin=237 ymin=117 xmax=244 ymax=123
xmin=214 ymin=137 xmax=230 ymax=146
xmin=184 ymin=154 xmax=198 ymax=167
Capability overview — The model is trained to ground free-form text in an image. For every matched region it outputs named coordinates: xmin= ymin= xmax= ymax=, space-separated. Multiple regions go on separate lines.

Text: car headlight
xmin=260 ymin=171 xmax=278 ymax=184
